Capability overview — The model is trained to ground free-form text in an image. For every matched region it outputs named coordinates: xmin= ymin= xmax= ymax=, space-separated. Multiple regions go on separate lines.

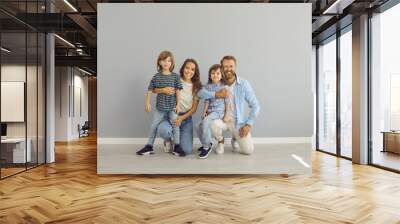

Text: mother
xmin=153 ymin=58 xmax=202 ymax=155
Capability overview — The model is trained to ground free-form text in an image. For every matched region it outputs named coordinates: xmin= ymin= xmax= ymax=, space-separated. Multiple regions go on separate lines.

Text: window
xmin=370 ymin=3 xmax=400 ymax=171
xmin=318 ymin=36 xmax=337 ymax=154
xmin=340 ymin=29 xmax=352 ymax=158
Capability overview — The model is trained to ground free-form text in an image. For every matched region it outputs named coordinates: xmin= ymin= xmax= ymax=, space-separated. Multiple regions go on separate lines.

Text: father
xmin=198 ymin=55 xmax=260 ymax=155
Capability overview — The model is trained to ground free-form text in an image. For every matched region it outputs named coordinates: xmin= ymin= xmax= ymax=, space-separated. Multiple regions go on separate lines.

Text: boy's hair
xmin=179 ymin=58 xmax=202 ymax=94
xmin=208 ymin=64 xmax=223 ymax=84
xmin=157 ymin=50 xmax=175 ymax=72
xmin=220 ymin=55 xmax=237 ymax=65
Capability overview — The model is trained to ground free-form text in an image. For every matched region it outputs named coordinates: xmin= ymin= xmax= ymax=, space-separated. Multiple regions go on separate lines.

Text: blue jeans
xmin=147 ymin=109 xmax=179 ymax=146
xmin=157 ymin=115 xmax=193 ymax=154
xmin=198 ymin=111 xmax=223 ymax=147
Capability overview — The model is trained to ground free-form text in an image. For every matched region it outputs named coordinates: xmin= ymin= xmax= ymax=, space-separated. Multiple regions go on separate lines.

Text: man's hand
xmin=239 ymin=124 xmax=251 ymax=138
xmin=215 ymin=88 xmax=230 ymax=98
xmin=163 ymin=87 xmax=175 ymax=95
xmin=145 ymin=102 xmax=151 ymax=113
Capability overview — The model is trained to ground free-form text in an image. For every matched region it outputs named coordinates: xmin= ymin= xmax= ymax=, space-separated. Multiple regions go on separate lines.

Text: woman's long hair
xmin=179 ymin=58 xmax=202 ymax=94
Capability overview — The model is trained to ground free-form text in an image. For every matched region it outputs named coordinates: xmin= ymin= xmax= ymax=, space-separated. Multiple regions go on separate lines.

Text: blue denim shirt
xmin=198 ymin=76 xmax=260 ymax=129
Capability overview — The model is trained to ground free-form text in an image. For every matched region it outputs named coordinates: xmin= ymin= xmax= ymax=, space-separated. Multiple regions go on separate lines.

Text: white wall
xmin=55 ymin=67 xmax=89 ymax=141
xmin=1 ymin=63 xmax=46 ymax=164
xmin=55 ymin=67 xmax=69 ymax=141
xmin=98 ymin=3 xmax=313 ymax=140
xmin=72 ymin=72 xmax=89 ymax=138
xmin=1 ymin=65 xmax=37 ymax=138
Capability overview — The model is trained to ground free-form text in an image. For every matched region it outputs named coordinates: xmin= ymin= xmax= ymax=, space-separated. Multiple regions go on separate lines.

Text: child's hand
xmin=145 ymin=102 xmax=151 ymax=113
xmin=163 ymin=87 xmax=175 ymax=95
xmin=174 ymin=107 xmax=180 ymax=114
xmin=202 ymin=112 xmax=207 ymax=119
xmin=223 ymin=115 xmax=231 ymax=123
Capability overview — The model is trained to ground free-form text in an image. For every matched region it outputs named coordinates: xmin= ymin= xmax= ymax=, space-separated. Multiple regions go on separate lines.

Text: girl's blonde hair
xmin=157 ymin=50 xmax=175 ymax=72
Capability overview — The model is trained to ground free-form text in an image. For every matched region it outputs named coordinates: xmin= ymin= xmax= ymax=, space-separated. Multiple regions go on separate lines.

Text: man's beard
xmin=224 ymin=71 xmax=236 ymax=84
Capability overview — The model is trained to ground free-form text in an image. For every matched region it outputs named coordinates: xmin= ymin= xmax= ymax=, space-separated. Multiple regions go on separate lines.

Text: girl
xmin=136 ymin=51 xmax=185 ymax=156
xmin=155 ymin=58 xmax=202 ymax=155
xmin=197 ymin=64 xmax=231 ymax=159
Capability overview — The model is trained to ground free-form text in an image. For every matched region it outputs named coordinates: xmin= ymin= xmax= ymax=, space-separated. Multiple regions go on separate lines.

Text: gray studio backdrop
xmin=97 ymin=3 xmax=312 ymax=140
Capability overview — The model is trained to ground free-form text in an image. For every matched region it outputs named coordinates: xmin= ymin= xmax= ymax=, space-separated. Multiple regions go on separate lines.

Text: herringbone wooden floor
xmin=1 ymin=134 xmax=400 ymax=224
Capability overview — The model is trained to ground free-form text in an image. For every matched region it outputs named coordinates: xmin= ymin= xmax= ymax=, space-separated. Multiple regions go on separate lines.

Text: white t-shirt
xmin=178 ymin=79 xmax=194 ymax=113
xmin=225 ymin=81 xmax=237 ymax=121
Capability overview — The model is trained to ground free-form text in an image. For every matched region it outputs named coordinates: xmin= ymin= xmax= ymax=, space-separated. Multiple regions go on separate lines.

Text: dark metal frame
xmin=316 ymin=0 xmax=400 ymax=173
xmin=367 ymin=1 xmax=400 ymax=173
xmin=336 ymin=28 xmax=341 ymax=158
xmin=316 ymin=44 xmax=319 ymax=151
xmin=315 ymin=24 xmax=353 ymax=162
xmin=367 ymin=10 xmax=373 ymax=166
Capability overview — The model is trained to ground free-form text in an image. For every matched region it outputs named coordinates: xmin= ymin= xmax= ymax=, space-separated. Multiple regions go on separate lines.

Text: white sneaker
xmin=231 ymin=138 xmax=240 ymax=152
xmin=215 ymin=138 xmax=225 ymax=154
xmin=163 ymin=140 xmax=173 ymax=153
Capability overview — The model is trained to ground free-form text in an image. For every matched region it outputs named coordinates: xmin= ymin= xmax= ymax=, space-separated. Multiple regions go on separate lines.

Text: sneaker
xmin=172 ymin=144 xmax=186 ymax=157
xmin=231 ymin=138 xmax=240 ymax=152
xmin=196 ymin=146 xmax=204 ymax=153
xmin=136 ymin=145 xmax=154 ymax=155
xmin=215 ymin=138 xmax=225 ymax=154
xmin=198 ymin=146 xmax=212 ymax=159
xmin=163 ymin=140 xmax=173 ymax=153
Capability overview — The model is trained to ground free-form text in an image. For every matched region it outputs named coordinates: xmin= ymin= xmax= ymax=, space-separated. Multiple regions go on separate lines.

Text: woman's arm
xmin=174 ymin=97 xmax=200 ymax=127
xmin=175 ymin=89 xmax=181 ymax=113
xmin=179 ymin=97 xmax=200 ymax=121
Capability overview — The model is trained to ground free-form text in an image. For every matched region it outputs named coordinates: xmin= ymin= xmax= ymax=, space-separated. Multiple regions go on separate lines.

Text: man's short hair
xmin=220 ymin=55 xmax=237 ymax=65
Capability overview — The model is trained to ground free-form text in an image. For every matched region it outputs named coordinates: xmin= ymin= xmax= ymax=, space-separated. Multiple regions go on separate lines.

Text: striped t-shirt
xmin=148 ymin=72 xmax=183 ymax=111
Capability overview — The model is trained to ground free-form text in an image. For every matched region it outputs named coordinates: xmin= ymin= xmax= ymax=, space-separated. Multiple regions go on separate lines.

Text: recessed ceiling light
xmin=54 ymin=34 xmax=75 ymax=48
xmin=78 ymin=67 xmax=93 ymax=76
xmin=63 ymin=0 xmax=78 ymax=12
xmin=322 ymin=0 xmax=353 ymax=15
xmin=1 ymin=47 xmax=11 ymax=53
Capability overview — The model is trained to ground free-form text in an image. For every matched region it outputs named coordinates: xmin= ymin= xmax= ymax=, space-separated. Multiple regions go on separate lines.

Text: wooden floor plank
xmin=1 ymin=134 xmax=400 ymax=223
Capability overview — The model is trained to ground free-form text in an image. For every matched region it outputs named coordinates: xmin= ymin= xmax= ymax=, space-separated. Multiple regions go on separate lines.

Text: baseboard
xmin=98 ymin=137 xmax=311 ymax=145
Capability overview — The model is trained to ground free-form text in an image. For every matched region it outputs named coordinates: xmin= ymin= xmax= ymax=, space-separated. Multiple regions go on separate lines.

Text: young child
xmin=136 ymin=51 xmax=186 ymax=156
xmin=197 ymin=64 xmax=231 ymax=159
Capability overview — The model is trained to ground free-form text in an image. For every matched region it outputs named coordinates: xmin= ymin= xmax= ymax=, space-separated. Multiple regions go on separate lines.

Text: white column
xmin=46 ymin=33 xmax=55 ymax=163
xmin=45 ymin=1 xmax=55 ymax=163
xmin=352 ymin=14 xmax=369 ymax=164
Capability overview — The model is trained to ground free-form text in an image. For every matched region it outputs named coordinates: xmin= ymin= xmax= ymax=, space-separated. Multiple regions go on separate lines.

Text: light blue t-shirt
xmin=205 ymin=83 xmax=226 ymax=116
